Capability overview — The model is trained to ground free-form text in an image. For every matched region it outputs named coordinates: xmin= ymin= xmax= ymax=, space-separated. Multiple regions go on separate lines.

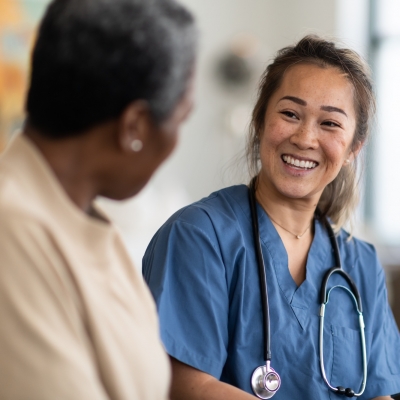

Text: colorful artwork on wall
xmin=0 ymin=0 xmax=49 ymax=151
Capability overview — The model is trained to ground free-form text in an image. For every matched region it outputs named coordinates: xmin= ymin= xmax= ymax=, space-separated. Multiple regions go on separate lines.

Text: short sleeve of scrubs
xmin=143 ymin=207 xmax=228 ymax=378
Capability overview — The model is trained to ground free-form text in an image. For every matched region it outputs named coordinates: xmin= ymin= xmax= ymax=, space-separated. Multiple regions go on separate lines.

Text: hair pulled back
xmin=247 ymin=35 xmax=375 ymax=230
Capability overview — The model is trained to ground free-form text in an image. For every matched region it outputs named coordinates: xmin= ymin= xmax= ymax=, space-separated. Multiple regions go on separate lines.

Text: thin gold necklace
xmin=253 ymin=179 xmax=311 ymax=239
xmin=267 ymin=213 xmax=311 ymax=239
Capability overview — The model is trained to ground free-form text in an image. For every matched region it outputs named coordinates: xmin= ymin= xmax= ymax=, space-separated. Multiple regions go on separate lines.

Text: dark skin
xmin=24 ymin=83 xmax=194 ymax=214
xmin=169 ymin=358 xmax=255 ymax=400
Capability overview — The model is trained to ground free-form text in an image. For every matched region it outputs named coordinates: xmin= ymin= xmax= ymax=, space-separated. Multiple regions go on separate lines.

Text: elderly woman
xmin=143 ymin=36 xmax=400 ymax=399
xmin=0 ymin=0 xmax=196 ymax=399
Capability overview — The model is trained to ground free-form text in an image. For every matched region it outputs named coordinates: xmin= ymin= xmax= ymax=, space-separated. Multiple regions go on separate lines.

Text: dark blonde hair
xmin=247 ymin=35 xmax=375 ymax=230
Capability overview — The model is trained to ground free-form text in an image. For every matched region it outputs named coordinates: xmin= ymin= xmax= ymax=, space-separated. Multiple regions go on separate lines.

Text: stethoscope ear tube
xmin=319 ymin=281 xmax=367 ymax=396
xmin=320 ymin=267 xmax=363 ymax=313
xmin=319 ymin=220 xmax=367 ymax=397
xmin=322 ymin=220 xmax=363 ymax=313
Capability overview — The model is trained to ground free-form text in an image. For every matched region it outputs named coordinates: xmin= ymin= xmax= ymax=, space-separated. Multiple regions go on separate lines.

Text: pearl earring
xmin=130 ymin=139 xmax=143 ymax=152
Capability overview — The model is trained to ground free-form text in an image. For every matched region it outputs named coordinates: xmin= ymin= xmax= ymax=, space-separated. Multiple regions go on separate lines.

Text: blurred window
xmin=369 ymin=0 xmax=400 ymax=244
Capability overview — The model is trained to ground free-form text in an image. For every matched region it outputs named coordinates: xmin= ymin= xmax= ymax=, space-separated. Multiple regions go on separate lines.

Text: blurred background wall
xmin=97 ymin=0 xmax=371 ymax=266
xmin=1 ymin=1 xmax=400 ymax=322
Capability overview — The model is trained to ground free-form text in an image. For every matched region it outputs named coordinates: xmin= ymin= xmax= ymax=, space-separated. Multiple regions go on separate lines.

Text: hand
xmin=169 ymin=357 xmax=255 ymax=400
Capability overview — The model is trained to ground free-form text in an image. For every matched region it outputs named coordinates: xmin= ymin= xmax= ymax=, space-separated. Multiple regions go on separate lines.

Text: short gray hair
xmin=27 ymin=0 xmax=198 ymax=136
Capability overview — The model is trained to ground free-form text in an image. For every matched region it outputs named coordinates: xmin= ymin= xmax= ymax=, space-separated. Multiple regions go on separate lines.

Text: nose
xmin=289 ymin=122 xmax=318 ymax=150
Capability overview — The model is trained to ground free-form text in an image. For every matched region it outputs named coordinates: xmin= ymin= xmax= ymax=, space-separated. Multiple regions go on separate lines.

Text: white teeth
xmin=282 ymin=155 xmax=317 ymax=169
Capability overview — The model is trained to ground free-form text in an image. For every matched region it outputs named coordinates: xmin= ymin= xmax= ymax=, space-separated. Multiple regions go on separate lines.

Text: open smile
xmin=282 ymin=154 xmax=318 ymax=170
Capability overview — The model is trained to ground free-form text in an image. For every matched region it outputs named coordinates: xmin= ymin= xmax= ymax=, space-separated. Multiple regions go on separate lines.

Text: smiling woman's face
xmin=258 ymin=63 xmax=358 ymax=203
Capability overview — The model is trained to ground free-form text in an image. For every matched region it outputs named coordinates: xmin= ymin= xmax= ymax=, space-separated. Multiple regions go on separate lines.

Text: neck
xmin=24 ymin=125 xmax=108 ymax=213
xmin=255 ymin=175 xmax=318 ymax=238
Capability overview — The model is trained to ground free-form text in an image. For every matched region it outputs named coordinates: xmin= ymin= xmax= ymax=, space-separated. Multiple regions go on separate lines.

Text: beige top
xmin=0 ymin=135 xmax=170 ymax=400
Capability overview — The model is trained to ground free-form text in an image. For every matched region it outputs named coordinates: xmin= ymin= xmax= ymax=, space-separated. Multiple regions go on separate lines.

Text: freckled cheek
xmin=322 ymin=139 xmax=348 ymax=168
xmin=260 ymin=121 xmax=289 ymax=147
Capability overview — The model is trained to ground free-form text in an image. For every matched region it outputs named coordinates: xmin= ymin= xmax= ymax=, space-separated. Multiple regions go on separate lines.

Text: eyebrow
xmin=279 ymin=96 xmax=348 ymax=118
xmin=279 ymin=96 xmax=306 ymax=106
xmin=320 ymin=105 xmax=347 ymax=118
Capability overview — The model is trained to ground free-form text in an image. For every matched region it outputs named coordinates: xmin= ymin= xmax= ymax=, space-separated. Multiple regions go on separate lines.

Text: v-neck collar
xmin=255 ymin=201 xmax=332 ymax=312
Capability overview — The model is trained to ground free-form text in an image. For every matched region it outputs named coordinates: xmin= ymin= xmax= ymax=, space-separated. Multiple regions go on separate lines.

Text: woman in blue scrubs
xmin=143 ymin=35 xmax=400 ymax=399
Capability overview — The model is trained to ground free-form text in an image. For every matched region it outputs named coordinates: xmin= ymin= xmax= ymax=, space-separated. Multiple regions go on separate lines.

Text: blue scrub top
xmin=143 ymin=185 xmax=400 ymax=399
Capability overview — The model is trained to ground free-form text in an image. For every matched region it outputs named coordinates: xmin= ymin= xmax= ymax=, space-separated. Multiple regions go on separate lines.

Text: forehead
xmin=271 ymin=63 xmax=356 ymax=112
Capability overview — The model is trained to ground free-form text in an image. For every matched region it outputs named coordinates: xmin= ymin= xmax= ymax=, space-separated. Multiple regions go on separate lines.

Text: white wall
xmin=163 ymin=0 xmax=338 ymax=202
xmin=335 ymin=0 xmax=370 ymax=57
xmin=100 ymin=0 xmax=370 ymax=267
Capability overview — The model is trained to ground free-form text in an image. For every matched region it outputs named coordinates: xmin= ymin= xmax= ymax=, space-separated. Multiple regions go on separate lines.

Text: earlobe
xmin=117 ymin=100 xmax=150 ymax=153
xmin=130 ymin=139 xmax=143 ymax=152
xmin=343 ymin=153 xmax=355 ymax=167
xmin=344 ymin=140 xmax=363 ymax=166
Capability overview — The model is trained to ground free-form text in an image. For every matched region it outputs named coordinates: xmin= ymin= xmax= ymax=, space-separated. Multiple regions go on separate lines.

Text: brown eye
xmin=281 ymin=111 xmax=297 ymax=119
xmin=322 ymin=121 xmax=340 ymax=128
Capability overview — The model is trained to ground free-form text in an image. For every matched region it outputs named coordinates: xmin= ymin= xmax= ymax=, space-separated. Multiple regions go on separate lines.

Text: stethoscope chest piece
xmin=251 ymin=361 xmax=281 ymax=399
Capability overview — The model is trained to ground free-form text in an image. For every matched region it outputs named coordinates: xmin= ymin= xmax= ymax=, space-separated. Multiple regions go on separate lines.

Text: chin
xmin=276 ymin=185 xmax=318 ymax=201
xmin=102 ymin=181 xmax=148 ymax=202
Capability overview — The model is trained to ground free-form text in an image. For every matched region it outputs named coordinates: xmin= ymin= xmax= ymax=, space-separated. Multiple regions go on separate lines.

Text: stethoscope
xmin=248 ymin=177 xmax=367 ymax=398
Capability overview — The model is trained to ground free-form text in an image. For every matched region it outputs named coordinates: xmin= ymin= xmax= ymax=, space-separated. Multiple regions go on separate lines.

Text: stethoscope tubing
xmin=319 ymin=288 xmax=367 ymax=396
xmin=248 ymin=177 xmax=367 ymax=397
xmin=321 ymin=218 xmax=363 ymax=311
xmin=319 ymin=220 xmax=367 ymax=396
xmin=249 ymin=178 xmax=271 ymax=362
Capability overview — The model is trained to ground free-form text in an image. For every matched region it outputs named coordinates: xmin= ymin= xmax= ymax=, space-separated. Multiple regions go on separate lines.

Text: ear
xmin=117 ymin=101 xmax=151 ymax=153
xmin=344 ymin=140 xmax=363 ymax=166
